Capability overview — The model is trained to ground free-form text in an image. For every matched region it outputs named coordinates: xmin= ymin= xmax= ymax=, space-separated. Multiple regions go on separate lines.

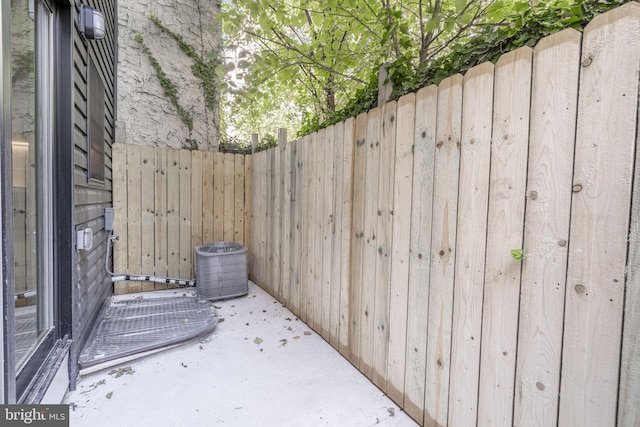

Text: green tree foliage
xmin=220 ymin=79 xmax=303 ymax=149
xmin=220 ymin=0 xmax=631 ymax=141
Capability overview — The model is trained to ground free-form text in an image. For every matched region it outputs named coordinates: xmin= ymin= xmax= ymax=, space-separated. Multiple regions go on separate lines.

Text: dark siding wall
xmin=70 ymin=0 xmax=116 ymax=373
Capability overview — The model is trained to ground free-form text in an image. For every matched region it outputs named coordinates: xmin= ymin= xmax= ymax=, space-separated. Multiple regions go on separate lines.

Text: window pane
xmin=11 ymin=0 xmax=54 ymax=372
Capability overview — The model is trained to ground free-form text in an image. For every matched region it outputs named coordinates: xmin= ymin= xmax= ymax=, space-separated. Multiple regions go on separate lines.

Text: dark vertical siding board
xmin=73 ymin=69 xmax=87 ymax=100
xmin=70 ymin=0 xmax=116 ymax=384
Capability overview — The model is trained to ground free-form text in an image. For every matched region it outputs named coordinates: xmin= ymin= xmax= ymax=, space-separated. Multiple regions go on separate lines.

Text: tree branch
xmin=245 ymin=29 xmax=369 ymax=84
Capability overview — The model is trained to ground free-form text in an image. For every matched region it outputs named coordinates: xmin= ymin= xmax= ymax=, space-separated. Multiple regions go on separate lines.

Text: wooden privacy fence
xmin=250 ymin=4 xmax=640 ymax=427
xmin=111 ymin=143 xmax=251 ymax=294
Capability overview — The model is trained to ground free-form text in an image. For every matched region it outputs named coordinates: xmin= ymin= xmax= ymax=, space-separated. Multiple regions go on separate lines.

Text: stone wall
xmin=117 ymin=0 xmax=220 ymax=151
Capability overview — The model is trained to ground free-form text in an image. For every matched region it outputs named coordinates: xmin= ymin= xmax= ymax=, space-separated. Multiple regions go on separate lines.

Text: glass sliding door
xmin=10 ymin=0 xmax=54 ymax=376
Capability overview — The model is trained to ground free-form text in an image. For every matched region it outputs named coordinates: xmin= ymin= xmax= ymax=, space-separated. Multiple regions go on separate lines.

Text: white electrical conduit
xmin=15 ymin=290 xmax=37 ymax=300
xmin=105 ymin=233 xmax=196 ymax=287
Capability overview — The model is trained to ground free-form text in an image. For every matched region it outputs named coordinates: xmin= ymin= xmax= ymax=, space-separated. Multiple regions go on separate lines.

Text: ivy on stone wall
xmin=149 ymin=14 xmax=220 ymax=113
xmin=135 ymin=33 xmax=198 ymax=150
xmin=134 ymin=13 xmax=219 ymax=151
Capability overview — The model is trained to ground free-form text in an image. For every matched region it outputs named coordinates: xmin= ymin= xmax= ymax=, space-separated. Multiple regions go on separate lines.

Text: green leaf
xmin=311 ymin=11 xmax=322 ymax=27
xmin=106 ymin=392 xmax=113 ymax=399
xmin=455 ymin=0 xmax=466 ymax=12
xmin=248 ymin=1 xmax=260 ymax=18
xmin=443 ymin=17 xmax=455 ymax=33
xmin=514 ymin=1 xmax=529 ymax=13
xmin=459 ymin=11 xmax=474 ymax=26
xmin=424 ymin=17 xmax=440 ymax=33
xmin=295 ymin=11 xmax=307 ymax=27
xmin=510 ymin=249 xmax=524 ymax=261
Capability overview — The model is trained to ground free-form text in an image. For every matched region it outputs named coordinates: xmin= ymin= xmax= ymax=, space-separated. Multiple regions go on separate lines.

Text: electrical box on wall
xmin=104 ymin=207 xmax=114 ymax=231
xmin=77 ymin=228 xmax=94 ymax=251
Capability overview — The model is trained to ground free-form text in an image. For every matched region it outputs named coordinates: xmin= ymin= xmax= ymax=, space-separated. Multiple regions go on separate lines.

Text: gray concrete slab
xmin=63 ymin=282 xmax=418 ymax=427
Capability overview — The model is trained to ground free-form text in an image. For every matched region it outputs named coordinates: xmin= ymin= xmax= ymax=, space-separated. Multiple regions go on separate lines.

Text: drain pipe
xmin=105 ymin=233 xmax=196 ymax=287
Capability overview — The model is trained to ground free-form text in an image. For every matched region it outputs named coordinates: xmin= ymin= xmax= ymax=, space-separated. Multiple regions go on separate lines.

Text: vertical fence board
xmin=234 ymin=155 xmax=245 ymax=244
xmin=154 ymin=147 xmax=168 ymax=282
xmin=478 ymin=47 xmax=533 ymax=427
xmin=289 ymin=140 xmax=300 ymax=315
xmin=306 ymin=134 xmax=317 ymax=323
xmin=339 ymin=118 xmax=355 ymax=357
xmin=401 ymin=85 xmax=437 ymax=414
xmin=294 ymin=139 xmax=302 ymax=317
xmin=279 ymin=132 xmax=288 ymax=300
xmin=348 ymin=112 xmax=368 ymax=367
xmin=127 ymin=145 xmax=142 ymax=292
xmin=112 ymin=143 xmax=128 ymax=294
xmin=202 ymin=152 xmax=214 ymax=244
xmin=140 ymin=146 xmax=156 ymax=291
xmin=321 ymin=127 xmax=335 ymax=340
xmin=282 ymin=142 xmax=292 ymax=306
xmin=330 ymin=123 xmax=345 ymax=348
xmin=179 ymin=150 xmax=192 ymax=280
xmin=373 ymin=101 xmax=397 ymax=390
xmin=213 ymin=153 xmax=225 ymax=242
xmin=313 ymin=130 xmax=324 ymax=331
xmin=260 ymin=150 xmax=267 ymax=285
xmin=560 ymin=5 xmax=640 ymax=426
xmin=268 ymin=148 xmax=277 ymax=295
xmin=283 ymin=143 xmax=290 ymax=304
xmin=167 ymin=149 xmax=180 ymax=279
xmin=258 ymin=151 xmax=267 ymax=286
xmin=191 ymin=150 xmax=203 ymax=278
xmin=447 ymin=62 xmax=494 ymax=427
xmin=298 ymin=137 xmax=310 ymax=322
xmin=249 ymin=152 xmax=261 ymax=283
xmin=255 ymin=151 xmax=266 ymax=285
xmin=278 ymin=131 xmax=287 ymax=293
xmin=619 ymin=90 xmax=640 ymax=427
xmin=248 ymin=153 xmax=257 ymax=281
xmin=424 ymin=74 xmax=463 ymax=427
xmin=272 ymin=145 xmax=282 ymax=298
xmin=311 ymin=129 xmax=324 ymax=331
xmin=361 ymin=107 xmax=382 ymax=378
xmin=265 ymin=150 xmax=272 ymax=289
xmin=310 ymin=133 xmax=319 ymax=322
xmin=223 ymin=153 xmax=235 ymax=243
xmin=513 ymin=29 xmax=581 ymax=427
xmin=244 ymin=155 xmax=252 ymax=250
xmin=386 ymin=94 xmax=414 ymax=396
xmin=262 ymin=150 xmax=268 ymax=285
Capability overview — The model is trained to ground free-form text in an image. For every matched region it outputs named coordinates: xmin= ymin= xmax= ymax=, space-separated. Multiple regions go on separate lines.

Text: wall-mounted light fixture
xmin=79 ymin=5 xmax=106 ymax=40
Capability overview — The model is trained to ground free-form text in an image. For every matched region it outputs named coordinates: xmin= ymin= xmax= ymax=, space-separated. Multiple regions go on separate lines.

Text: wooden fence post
xmin=378 ymin=64 xmax=394 ymax=107
xmin=251 ymin=133 xmax=258 ymax=154
xmin=278 ymin=128 xmax=287 ymax=146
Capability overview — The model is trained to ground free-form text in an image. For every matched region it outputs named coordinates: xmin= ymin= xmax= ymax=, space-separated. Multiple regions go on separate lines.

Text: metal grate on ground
xmin=78 ymin=297 xmax=218 ymax=370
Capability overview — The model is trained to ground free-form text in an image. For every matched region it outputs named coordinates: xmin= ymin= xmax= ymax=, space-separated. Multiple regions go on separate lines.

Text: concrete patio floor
xmin=63 ymin=282 xmax=418 ymax=426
